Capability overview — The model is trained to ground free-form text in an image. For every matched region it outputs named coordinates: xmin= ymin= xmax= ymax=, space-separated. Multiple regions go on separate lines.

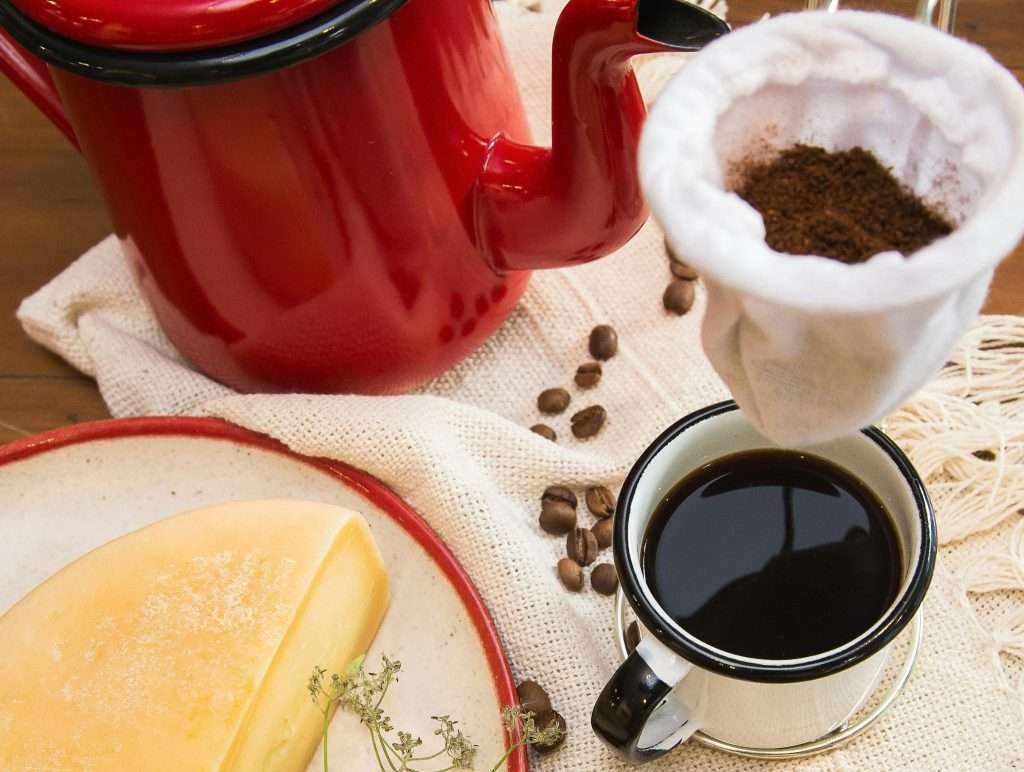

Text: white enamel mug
xmin=591 ymin=401 xmax=936 ymax=762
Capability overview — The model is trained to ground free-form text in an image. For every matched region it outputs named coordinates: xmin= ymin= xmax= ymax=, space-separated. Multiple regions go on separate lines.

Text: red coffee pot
xmin=0 ymin=0 xmax=726 ymax=393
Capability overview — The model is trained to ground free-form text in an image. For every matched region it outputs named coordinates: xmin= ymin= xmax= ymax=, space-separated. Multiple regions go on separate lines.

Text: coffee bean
xmin=567 ymin=527 xmax=599 ymax=566
xmin=670 ymin=260 xmax=699 ymax=281
xmin=557 ymin=558 xmax=584 ymax=592
xmin=534 ymin=710 xmax=567 ymax=754
xmin=592 ymin=518 xmax=613 ymax=550
xmin=530 ymin=423 xmax=556 ymax=442
xmin=538 ymin=387 xmax=571 ymax=415
xmin=663 ymin=280 xmax=696 ymax=315
xmin=665 ymin=238 xmax=699 ymax=279
xmin=539 ymin=501 xmax=577 ymax=535
xmin=589 ymin=325 xmax=618 ymax=361
xmin=516 ymin=680 xmax=552 ymax=717
xmin=574 ymin=361 xmax=603 ymax=389
xmin=591 ymin=563 xmax=619 ymax=596
xmin=973 ymin=449 xmax=996 ymax=461
xmin=585 ymin=486 xmax=615 ymax=519
xmin=571 ymin=405 xmax=606 ymax=439
xmin=625 ymin=621 xmax=641 ymax=653
xmin=542 ymin=485 xmax=577 ymax=509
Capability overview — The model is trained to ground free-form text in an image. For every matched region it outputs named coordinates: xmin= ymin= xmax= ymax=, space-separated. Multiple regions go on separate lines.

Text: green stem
xmin=381 ymin=735 xmax=454 ymax=772
xmin=487 ymin=741 xmax=524 ymax=772
xmin=408 ymin=747 xmax=447 ymax=762
xmin=322 ymin=707 xmax=330 ymax=772
xmin=380 ymin=737 xmax=406 ymax=770
xmin=375 ymin=672 xmax=394 ymax=709
xmin=371 ymin=729 xmax=400 ymax=772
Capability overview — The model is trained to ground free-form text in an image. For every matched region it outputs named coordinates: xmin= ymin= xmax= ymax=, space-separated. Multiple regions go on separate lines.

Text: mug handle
xmin=591 ymin=636 xmax=703 ymax=763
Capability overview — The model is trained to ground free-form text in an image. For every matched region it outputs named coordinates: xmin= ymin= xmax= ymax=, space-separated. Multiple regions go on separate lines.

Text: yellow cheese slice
xmin=0 ymin=499 xmax=389 ymax=771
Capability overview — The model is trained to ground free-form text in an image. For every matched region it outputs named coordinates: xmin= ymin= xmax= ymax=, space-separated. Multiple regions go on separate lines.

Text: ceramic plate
xmin=0 ymin=417 xmax=527 ymax=772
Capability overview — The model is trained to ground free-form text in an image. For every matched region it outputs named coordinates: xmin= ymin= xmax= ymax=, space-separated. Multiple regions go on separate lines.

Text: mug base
xmin=615 ymin=591 xmax=924 ymax=760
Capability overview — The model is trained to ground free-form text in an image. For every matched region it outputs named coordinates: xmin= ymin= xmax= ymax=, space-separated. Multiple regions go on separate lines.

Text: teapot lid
xmin=6 ymin=0 xmax=371 ymax=52
xmin=0 ymin=0 xmax=408 ymax=85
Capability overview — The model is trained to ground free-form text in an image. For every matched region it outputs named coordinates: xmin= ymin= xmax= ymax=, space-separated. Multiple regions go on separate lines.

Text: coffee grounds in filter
xmin=735 ymin=144 xmax=955 ymax=264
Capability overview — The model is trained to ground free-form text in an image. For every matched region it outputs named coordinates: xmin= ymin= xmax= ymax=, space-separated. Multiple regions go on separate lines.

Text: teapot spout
xmin=636 ymin=0 xmax=731 ymax=51
xmin=474 ymin=0 xmax=727 ymax=272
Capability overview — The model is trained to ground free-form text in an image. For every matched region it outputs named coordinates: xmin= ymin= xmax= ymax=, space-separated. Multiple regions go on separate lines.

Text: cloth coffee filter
xmin=11 ymin=1 xmax=1024 ymax=769
xmin=641 ymin=10 xmax=1024 ymax=447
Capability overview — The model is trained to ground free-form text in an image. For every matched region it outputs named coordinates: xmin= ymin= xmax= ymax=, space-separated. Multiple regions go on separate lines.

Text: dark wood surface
xmin=0 ymin=1 xmax=1020 ymax=444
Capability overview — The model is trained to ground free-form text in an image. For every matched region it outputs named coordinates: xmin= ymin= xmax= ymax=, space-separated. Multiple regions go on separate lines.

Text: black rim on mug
xmin=612 ymin=400 xmax=937 ymax=684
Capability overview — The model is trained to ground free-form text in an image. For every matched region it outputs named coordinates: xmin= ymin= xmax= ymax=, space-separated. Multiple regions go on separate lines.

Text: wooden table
xmin=0 ymin=0 xmax=1020 ymax=444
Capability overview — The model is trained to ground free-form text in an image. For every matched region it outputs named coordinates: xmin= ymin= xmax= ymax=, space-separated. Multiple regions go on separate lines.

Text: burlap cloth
xmin=15 ymin=2 xmax=1024 ymax=769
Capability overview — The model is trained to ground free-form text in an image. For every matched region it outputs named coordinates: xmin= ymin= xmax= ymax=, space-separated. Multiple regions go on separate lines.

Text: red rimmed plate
xmin=0 ymin=417 xmax=527 ymax=772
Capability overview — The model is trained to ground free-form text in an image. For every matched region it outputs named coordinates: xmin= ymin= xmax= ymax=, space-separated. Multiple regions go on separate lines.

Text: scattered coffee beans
xmin=516 ymin=680 xmax=552 ymax=717
xmin=663 ymin=279 xmax=695 ymax=316
xmin=670 ymin=261 xmax=699 ymax=281
xmin=736 ymin=144 xmax=954 ymax=264
xmin=567 ymin=527 xmax=599 ymax=566
xmin=575 ymin=362 xmax=603 ymax=389
xmin=585 ymin=485 xmax=615 ymax=519
xmin=538 ymin=387 xmax=571 ymax=415
xmin=625 ymin=621 xmax=641 ymax=653
xmin=589 ymin=325 xmax=618 ymax=361
xmin=665 ymin=239 xmax=699 ymax=280
xmin=591 ymin=563 xmax=619 ymax=596
xmin=535 ymin=711 xmax=568 ymax=754
xmin=557 ymin=557 xmax=584 ymax=591
xmin=540 ymin=500 xmax=577 ymax=535
xmin=592 ymin=518 xmax=613 ymax=550
xmin=515 ymin=680 xmax=567 ymax=754
xmin=531 ymin=423 xmax=556 ymax=442
xmin=571 ymin=405 xmax=606 ymax=439
xmin=542 ymin=485 xmax=577 ymax=509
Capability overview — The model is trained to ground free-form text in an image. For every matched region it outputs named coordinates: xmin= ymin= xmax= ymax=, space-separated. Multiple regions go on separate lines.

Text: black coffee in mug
xmin=642 ymin=449 xmax=903 ymax=660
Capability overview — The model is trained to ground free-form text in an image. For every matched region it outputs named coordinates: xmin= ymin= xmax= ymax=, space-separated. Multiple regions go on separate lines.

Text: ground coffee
xmin=736 ymin=144 xmax=954 ymax=264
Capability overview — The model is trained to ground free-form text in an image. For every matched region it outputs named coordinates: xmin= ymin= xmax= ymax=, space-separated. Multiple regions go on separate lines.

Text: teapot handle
xmin=0 ymin=28 xmax=77 ymax=146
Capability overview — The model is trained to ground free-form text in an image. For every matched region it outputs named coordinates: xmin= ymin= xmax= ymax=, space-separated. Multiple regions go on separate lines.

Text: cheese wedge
xmin=0 ymin=499 xmax=389 ymax=771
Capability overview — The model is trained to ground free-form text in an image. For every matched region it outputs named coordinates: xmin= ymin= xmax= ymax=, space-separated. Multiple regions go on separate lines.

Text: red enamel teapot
xmin=0 ymin=0 xmax=726 ymax=393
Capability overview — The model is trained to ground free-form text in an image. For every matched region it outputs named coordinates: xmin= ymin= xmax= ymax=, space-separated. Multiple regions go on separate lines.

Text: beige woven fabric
xmin=16 ymin=2 xmax=1024 ymax=769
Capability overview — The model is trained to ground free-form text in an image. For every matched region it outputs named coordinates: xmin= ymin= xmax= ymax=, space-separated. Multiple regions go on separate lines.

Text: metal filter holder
xmin=805 ymin=0 xmax=958 ymax=33
xmin=614 ymin=590 xmax=925 ymax=760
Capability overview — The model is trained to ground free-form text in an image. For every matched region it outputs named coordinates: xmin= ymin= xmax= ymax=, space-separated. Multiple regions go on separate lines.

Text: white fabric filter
xmin=641 ymin=10 xmax=1024 ymax=447
xmin=12 ymin=2 xmax=1024 ymax=769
